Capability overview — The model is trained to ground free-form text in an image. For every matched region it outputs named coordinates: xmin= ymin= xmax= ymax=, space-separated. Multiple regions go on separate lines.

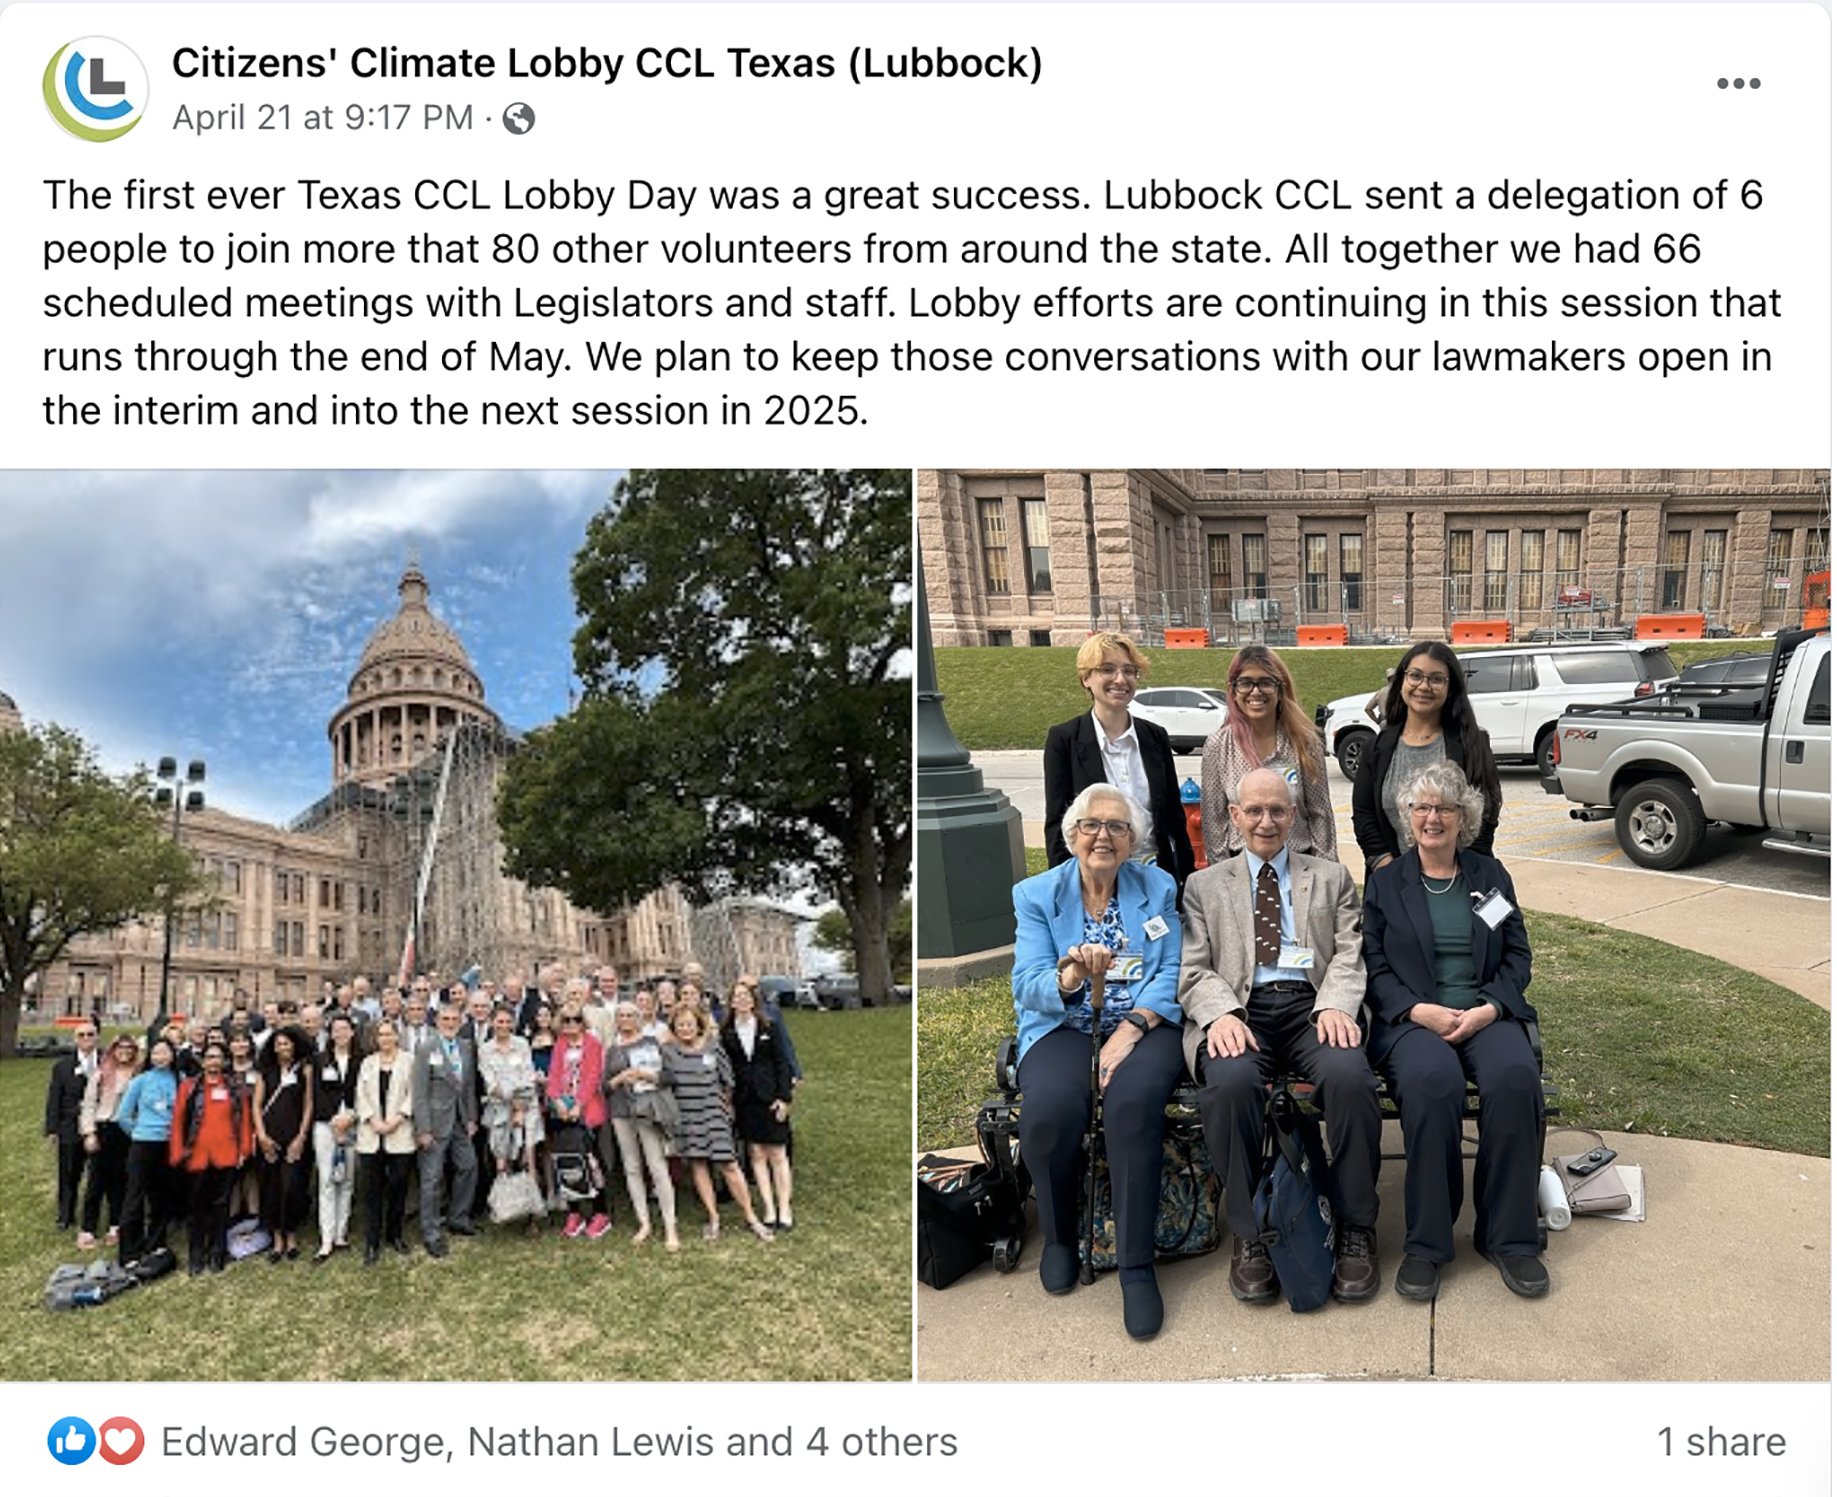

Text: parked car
xmin=1545 ymin=630 xmax=1829 ymax=869
xmin=812 ymin=974 xmax=862 ymax=1010
xmin=1129 ymin=686 xmax=1230 ymax=752
xmin=754 ymin=975 xmax=802 ymax=1017
xmin=1315 ymin=641 xmax=1683 ymax=781
xmin=793 ymin=981 xmax=823 ymax=1012
xmin=1678 ymin=651 xmax=1773 ymax=690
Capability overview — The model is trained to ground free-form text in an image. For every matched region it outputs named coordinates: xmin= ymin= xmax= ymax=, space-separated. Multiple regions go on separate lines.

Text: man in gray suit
xmin=1179 ymin=767 xmax=1380 ymax=1305
xmin=412 ymin=1001 xmax=479 ymax=1258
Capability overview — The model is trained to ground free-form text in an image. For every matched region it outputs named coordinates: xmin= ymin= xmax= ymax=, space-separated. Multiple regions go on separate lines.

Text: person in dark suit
xmin=1351 ymin=640 xmax=1503 ymax=878
xmin=44 ymin=1022 xmax=100 ymax=1231
xmin=1363 ymin=759 xmax=1544 ymax=1302
xmin=411 ymin=1001 xmax=479 ymax=1257
xmin=720 ymin=979 xmax=796 ymax=1231
xmin=1043 ymin=631 xmax=1196 ymax=900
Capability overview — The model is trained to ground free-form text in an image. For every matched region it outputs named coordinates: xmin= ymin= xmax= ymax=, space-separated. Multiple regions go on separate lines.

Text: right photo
xmin=915 ymin=466 xmax=1831 ymax=1382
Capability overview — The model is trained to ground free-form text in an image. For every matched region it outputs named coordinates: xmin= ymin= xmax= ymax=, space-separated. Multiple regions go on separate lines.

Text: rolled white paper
xmin=1538 ymin=1164 xmax=1572 ymax=1230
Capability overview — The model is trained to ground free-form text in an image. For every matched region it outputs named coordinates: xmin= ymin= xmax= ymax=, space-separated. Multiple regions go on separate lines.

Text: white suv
xmin=1316 ymin=643 xmax=1682 ymax=780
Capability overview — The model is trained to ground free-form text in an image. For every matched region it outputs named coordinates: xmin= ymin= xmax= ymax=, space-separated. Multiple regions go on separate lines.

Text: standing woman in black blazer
xmin=1043 ymin=631 xmax=1195 ymax=899
xmin=1352 ymin=640 xmax=1502 ymax=878
xmin=720 ymin=979 xmax=797 ymax=1232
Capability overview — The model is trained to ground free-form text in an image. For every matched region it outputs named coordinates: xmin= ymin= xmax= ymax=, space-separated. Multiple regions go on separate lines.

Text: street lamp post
xmin=153 ymin=756 xmax=206 ymax=1019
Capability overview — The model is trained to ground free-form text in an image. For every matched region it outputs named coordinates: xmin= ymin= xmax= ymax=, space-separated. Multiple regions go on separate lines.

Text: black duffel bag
xmin=917 ymin=1151 xmax=1025 ymax=1289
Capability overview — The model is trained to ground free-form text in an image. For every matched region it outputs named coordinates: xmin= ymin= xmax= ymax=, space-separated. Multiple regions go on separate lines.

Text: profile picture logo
xmin=47 ymin=1416 xmax=96 ymax=1466
xmin=43 ymin=37 xmax=148 ymax=141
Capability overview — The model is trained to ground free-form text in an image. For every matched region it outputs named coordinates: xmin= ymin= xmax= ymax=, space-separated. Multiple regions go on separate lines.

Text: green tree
xmin=499 ymin=469 xmax=911 ymax=998
xmin=813 ymin=896 xmax=910 ymax=979
xmin=0 ymin=725 xmax=207 ymax=1058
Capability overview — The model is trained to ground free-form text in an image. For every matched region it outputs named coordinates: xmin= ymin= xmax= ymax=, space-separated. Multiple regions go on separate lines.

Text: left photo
xmin=0 ymin=468 xmax=913 ymax=1382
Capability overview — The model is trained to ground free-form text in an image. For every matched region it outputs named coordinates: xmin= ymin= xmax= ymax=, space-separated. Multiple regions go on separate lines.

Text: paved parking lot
xmin=972 ymin=751 xmax=1831 ymax=901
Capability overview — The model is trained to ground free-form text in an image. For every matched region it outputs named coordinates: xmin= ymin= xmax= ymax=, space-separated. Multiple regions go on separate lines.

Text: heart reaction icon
xmin=98 ymin=1417 xmax=145 ymax=1465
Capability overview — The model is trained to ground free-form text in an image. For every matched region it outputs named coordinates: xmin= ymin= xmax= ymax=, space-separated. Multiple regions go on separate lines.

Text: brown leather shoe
xmin=1332 ymin=1223 xmax=1379 ymax=1302
xmin=1229 ymin=1235 xmax=1280 ymax=1303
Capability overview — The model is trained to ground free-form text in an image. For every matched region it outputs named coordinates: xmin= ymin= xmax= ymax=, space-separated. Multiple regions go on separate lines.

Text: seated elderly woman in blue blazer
xmin=1362 ymin=759 xmax=1545 ymax=1304
xmin=1012 ymin=783 xmax=1185 ymax=1340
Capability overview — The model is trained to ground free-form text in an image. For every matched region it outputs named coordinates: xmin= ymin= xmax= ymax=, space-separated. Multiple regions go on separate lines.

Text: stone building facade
xmin=921 ymin=468 xmax=1831 ymax=645
xmin=16 ymin=566 xmax=802 ymax=1023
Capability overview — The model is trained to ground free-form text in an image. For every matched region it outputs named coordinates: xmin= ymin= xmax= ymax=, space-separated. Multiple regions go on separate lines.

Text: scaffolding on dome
xmin=393 ymin=718 xmax=558 ymax=984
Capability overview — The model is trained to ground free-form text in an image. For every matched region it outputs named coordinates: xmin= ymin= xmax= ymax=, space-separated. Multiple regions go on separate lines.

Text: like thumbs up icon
xmin=48 ymin=1416 xmax=97 ymax=1465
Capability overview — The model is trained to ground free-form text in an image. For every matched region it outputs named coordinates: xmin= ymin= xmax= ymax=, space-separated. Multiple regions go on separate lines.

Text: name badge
xmin=428 ymin=1055 xmax=444 ymax=1069
xmin=1277 ymin=945 xmax=1316 ymax=970
xmin=1142 ymin=916 xmax=1170 ymax=941
xmin=152 ymin=1095 xmax=171 ymax=1115
xmin=210 ymin=1086 xmax=229 ymax=1103
xmin=703 ymin=1052 xmax=717 ymax=1069
xmin=1474 ymin=890 xmax=1514 ymax=930
xmin=322 ymin=1065 xmax=339 ymax=1081
xmin=1105 ymin=954 xmax=1145 ymax=983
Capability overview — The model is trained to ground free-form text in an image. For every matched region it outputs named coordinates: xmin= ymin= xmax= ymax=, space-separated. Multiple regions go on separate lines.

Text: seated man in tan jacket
xmin=1178 ymin=767 xmax=1380 ymax=1304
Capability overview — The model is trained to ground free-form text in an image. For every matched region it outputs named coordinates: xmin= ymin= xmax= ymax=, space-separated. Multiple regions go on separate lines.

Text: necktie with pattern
xmin=1255 ymin=862 xmax=1282 ymax=967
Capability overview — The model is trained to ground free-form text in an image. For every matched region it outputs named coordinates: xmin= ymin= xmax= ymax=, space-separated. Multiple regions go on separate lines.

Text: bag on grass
xmin=1253 ymin=1090 xmax=1336 ymax=1313
xmin=226 ymin=1215 xmax=271 ymax=1261
xmin=488 ymin=1126 xmax=547 ymax=1223
xmin=550 ymin=1123 xmax=604 ymax=1205
xmin=44 ymin=1259 xmax=137 ymax=1311
xmin=127 ymin=1245 xmax=177 ymax=1283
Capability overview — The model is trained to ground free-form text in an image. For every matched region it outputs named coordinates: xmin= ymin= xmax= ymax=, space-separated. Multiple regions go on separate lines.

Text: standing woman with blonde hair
xmin=1200 ymin=644 xmax=1336 ymax=862
xmin=1043 ymin=630 xmax=1195 ymax=899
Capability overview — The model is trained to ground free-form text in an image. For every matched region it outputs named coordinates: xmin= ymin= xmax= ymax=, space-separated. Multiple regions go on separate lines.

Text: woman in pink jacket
xmin=544 ymin=1007 xmax=610 ymax=1240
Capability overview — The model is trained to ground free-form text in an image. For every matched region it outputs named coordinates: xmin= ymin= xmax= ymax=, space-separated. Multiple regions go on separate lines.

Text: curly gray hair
xmin=1396 ymin=760 xmax=1485 ymax=849
xmin=1061 ymin=783 xmax=1152 ymax=849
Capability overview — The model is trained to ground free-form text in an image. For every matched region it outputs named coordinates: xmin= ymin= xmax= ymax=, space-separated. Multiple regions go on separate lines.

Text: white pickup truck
xmin=1543 ymin=630 xmax=1831 ymax=870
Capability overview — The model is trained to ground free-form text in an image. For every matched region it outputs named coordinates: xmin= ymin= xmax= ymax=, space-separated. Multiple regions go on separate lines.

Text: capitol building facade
xmin=17 ymin=565 xmax=800 ymax=1022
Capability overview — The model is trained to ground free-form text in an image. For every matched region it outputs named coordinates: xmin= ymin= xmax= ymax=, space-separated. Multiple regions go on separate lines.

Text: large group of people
xmin=1027 ymin=635 xmax=1539 ymax=1340
xmin=44 ymin=962 xmax=802 ymax=1276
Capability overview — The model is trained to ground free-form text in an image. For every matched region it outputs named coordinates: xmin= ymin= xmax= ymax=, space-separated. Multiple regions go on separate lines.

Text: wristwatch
xmin=1120 ymin=1011 xmax=1150 ymax=1035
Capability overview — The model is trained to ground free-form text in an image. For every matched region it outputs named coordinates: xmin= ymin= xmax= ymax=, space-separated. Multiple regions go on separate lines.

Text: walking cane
xmin=1080 ymin=968 xmax=1106 ymax=1286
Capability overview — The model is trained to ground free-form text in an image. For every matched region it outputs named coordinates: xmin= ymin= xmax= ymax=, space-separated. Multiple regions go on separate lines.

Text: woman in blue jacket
xmin=114 ymin=1037 xmax=180 ymax=1268
xmin=1011 ymin=784 xmax=1185 ymax=1340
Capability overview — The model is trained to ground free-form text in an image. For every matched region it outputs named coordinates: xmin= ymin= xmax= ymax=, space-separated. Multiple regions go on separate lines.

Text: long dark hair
xmin=1381 ymin=642 xmax=1503 ymax=812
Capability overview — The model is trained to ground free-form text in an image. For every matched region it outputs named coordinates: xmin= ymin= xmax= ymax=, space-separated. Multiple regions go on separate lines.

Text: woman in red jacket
xmin=170 ymin=1042 xmax=254 ymax=1275
xmin=544 ymin=1007 xmax=611 ymax=1240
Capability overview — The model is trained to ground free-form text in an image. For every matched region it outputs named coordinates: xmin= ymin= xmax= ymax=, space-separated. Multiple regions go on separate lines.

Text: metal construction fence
xmin=1084 ymin=560 xmax=1827 ymax=647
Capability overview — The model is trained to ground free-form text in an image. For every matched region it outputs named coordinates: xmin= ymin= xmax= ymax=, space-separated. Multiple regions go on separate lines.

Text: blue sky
xmin=0 ymin=471 xmax=619 ymax=825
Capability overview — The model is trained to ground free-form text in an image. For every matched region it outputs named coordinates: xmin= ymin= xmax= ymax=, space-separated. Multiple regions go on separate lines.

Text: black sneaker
xmin=1395 ymin=1254 xmax=1440 ymax=1301
xmin=1489 ymin=1253 xmax=1550 ymax=1298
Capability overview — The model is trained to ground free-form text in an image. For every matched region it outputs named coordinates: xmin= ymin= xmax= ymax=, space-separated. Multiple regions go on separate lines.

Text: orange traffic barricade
xmin=1163 ymin=628 xmax=1209 ymax=649
xmin=1450 ymin=620 xmax=1512 ymax=645
xmin=1296 ymin=625 xmax=1350 ymax=647
xmin=1634 ymin=614 xmax=1706 ymax=641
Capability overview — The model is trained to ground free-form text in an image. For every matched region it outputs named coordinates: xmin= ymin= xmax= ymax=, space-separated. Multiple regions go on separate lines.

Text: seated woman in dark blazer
xmin=1043 ymin=631 xmax=1195 ymax=900
xmin=1362 ymin=759 xmax=1545 ymax=1303
xmin=1352 ymin=640 xmax=1502 ymax=878
xmin=1012 ymin=784 xmax=1185 ymax=1340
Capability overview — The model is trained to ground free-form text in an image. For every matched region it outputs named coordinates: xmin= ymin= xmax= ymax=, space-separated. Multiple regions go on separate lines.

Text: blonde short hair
xmin=1074 ymin=632 xmax=1148 ymax=679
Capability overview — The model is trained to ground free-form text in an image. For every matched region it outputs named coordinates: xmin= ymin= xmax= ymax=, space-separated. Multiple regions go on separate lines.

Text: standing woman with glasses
xmin=1044 ymin=631 xmax=1196 ymax=899
xmin=1200 ymin=645 xmax=1336 ymax=862
xmin=1352 ymin=640 xmax=1502 ymax=879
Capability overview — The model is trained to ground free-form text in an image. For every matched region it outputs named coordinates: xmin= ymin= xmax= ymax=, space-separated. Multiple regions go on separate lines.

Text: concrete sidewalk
xmin=918 ymin=1129 xmax=1831 ymax=1381
xmin=1011 ymin=814 xmax=1832 ymax=1007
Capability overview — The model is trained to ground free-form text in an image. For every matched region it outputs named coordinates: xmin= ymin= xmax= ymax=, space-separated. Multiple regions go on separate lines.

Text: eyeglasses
xmin=1075 ymin=818 xmax=1136 ymax=838
xmin=75 ymin=1031 xmax=96 ymax=1040
xmin=1404 ymin=670 xmax=1450 ymax=689
xmin=1090 ymin=664 xmax=1142 ymax=680
xmin=1238 ymin=804 xmax=1293 ymax=823
xmin=561 ymin=1018 xmax=583 ymax=1028
xmin=1409 ymin=803 xmax=1461 ymax=818
xmin=1233 ymin=677 xmax=1280 ymax=696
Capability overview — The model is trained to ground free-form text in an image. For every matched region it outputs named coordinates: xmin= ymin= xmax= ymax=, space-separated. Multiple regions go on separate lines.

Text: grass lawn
xmin=918 ymin=906 xmax=1830 ymax=1159
xmin=0 ymin=1008 xmax=911 ymax=1382
xmin=936 ymin=641 xmax=1774 ymax=750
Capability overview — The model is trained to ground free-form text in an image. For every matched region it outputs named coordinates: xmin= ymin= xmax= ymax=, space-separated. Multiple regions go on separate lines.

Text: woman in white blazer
xmin=354 ymin=1022 xmax=415 ymax=1265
